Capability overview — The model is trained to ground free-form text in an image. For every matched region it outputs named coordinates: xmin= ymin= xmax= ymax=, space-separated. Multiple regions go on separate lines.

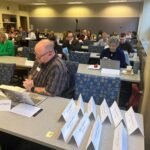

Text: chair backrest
xmin=83 ymin=40 xmax=94 ymax=46
xmin=62 ymin=61 xmax=79 ymax=98
xmin=0 ymin=63 xmax=16 ymax=85
xmin=75 ymin=73 xmax=120 ymax=106
xmin=69 ymin=51 xmax=90 ymax=64
xmin=123 ymin=51 xmax=130 ymax=65
xmin=100 ymin=59 xmax=120 ymax=69
xmin=22 ymin=46 xmax=30 ymax=58
xmin=28 ymin=40 xmax=37 ymax=49
xmin=88 ymin=45 xmax=104 ymax=53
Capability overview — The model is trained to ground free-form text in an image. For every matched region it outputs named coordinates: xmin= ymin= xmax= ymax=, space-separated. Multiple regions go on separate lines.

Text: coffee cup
xmin=126 ymin=65 xmax=132 ymax=74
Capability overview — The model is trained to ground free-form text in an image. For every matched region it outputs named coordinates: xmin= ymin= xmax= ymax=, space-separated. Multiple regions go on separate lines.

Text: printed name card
xmin=100 ymin=99 xmax=112 ymax=124
xmin=77 ymin=94 xmax=84 ymax=116
xmin=60 ymin=99 xmax=76 ymax=122
xmin=0 ymin=100 xmax=11 ymax=111
xmin=59 ymin=110 xmax=79 ymax=142
xmin=69 ymin=113 xmax=90 ymax=147
xmin=110 ymin=101 xmax=123 ymax=127
xmin=125 ymin=107 xmax=144 ymax=136
xmin=113 ymin=122 xmax=128 ymax=150
xmin=88 ymin=97 xmax=96 ymax=120
xmin=86 ymin=117 xmax=102 ymax=150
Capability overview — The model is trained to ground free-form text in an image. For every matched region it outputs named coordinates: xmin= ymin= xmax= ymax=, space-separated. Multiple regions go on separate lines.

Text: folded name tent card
xmin=59 ymin=99 xmax=76 ymax=122
xmin=59 ymin=109 xmax=79 ymax=142
xmin=69 ymin=113 xmax=90 ymax=147
xmin=125 ymin=107 xmax=144 ymax=136
xmin=100 ymin=99 xmax=112 ymax=124
xmin=113 ymin=122 xmax=128 ymax=150
xmin=86 ymin=116 xmax=102 ymax=150
xmin=77 ymin=94 xmax=84 ymax=116
xmin=87 ymin=96 xmax=96 ymax=120
xmin=0 ymin=100 xmax=11 ymax=111
xmin=110 ymin=101 xmax=123 ymax=127
xmin=101 ymin=68 xmax=120 ymax=76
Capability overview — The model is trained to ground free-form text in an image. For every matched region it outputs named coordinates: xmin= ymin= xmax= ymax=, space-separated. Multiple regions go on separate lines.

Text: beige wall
xmin=138 ymin=0 xmax=150 ymax=42
xmin=0 ymin=1 xmax=29 ymax=30
xmin=29 ymin=3 xmax=140 ymax=18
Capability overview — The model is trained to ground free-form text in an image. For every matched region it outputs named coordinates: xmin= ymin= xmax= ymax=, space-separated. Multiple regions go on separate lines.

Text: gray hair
xmin=108 ymin=36 xmax=120 ymax=47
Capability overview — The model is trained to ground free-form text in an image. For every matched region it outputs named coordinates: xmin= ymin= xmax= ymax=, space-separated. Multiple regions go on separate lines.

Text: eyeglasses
xmin=35 ymin=51 xmax=50 ymax=59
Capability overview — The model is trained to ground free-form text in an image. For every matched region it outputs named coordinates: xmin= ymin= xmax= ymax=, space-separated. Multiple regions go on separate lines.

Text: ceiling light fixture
xmin=67 ymin=1 xmax=83 ymax=4
xmin=30 ymin=3 xmax=47 ymax=5
xmin=108 ymin=0 xmax=127 ymax=2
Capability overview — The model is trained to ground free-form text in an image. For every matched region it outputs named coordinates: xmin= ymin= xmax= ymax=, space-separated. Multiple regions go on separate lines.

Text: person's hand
xmin=23 ymin=79 xmax=34 ymax=92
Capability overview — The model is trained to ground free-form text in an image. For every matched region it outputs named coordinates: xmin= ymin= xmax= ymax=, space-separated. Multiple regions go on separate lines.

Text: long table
xmin=0 ymin=56 xmax=34 ymax=68
xmin=0 ymin=97 xmax=144 ymax=150
xmin=77 ymin=64 xmax=140 ymax=83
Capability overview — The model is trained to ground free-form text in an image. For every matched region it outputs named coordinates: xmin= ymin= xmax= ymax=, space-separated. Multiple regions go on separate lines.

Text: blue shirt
xmin=100 ymin=47 xmax=127 ymax=68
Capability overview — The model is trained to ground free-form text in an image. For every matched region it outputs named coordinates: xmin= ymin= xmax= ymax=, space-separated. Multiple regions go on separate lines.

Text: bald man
xmin=23 ymin=39 xmax=69 ymax=96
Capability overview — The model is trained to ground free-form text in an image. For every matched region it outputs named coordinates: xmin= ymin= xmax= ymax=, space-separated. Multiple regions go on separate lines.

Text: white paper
xmin=25 ymin=60 xmax=34 ymax=67
xmin=0 ymin=100 xmax=11 ymax=111
xmin=0 ymin=85 xmax=26 ymax=92
xmin=101 ymin=68 xmax=120 ymax=76
xmin=61 ymin=99 xmax=76 ymax=122
xmin=125 ymin=107 xmax=144 ymax=135
xmin=110 ymin=101 xmax=123 ymax=127
xmin=69 ymin=113 xmax=90 ymax=147
xmin=77 ymin=94 xmax=84 ymax=115
xmin=60 ymin=110 xmax=79 ymax=142
xmin=100 ymin=99 xmax=112 ymax=124
xmin=88 ymin=97 xmax=96 ymax=119
xmin=113 ymin=122 xmax=128 ymax=150
xmin=11 ymin=103 xmax=41 ymax=117
xmin=86 ymin=116 xmax=102 ymax=150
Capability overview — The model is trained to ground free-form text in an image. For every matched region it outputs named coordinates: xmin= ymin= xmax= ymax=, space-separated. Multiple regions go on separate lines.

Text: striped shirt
xmin=30 ymin=55 xmax=69 ymax=96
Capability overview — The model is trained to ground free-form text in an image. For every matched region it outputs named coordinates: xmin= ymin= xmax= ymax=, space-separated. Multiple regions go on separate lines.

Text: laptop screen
xmin=100 ymin=59 xmax=120 ymax=70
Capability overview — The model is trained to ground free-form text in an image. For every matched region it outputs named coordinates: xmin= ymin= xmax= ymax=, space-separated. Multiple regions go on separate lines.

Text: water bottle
xmin=133 ymin=61 xmax=139 ymax=74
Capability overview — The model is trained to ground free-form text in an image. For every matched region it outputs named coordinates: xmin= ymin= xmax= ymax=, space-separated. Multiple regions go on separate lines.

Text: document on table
xmin=101 ymin=68 xmax=120 ymax=76
xmin=11 ymin=103 xmax=42 ymax=117
xmin=0 ymin=100 xmax=11 ymax=111
xmin=25 ymin=60 xmax=34 ymax=67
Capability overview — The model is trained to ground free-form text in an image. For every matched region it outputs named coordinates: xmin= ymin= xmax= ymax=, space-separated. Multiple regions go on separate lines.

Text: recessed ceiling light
xmin=30 ymin=3 xmax=47 ymax=5
xmin=67 ymin=1 xmax=83 ymax=4
xmin=108 ymin=0 xmax=127 ymax=2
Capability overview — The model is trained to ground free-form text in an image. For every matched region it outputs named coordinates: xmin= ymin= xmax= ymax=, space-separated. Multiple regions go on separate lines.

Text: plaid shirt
xmin=30 ymin=55 xmax=69 ymax=96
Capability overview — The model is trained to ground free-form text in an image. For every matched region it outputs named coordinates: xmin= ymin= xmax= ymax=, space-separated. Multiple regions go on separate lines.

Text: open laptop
xmin=100 ymin=59 xmax=120 ymax=70
xmin=0 ymin=85 xmax=47 ymax=106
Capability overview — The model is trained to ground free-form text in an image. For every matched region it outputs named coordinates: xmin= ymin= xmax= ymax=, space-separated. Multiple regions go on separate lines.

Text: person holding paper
xmin=100 ymin=36 xmax=127 ymax=68
xmin=23 ymin=39 xmax=69 ymax=96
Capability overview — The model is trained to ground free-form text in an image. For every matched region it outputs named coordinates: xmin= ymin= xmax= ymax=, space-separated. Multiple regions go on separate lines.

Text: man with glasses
xmin=23 ymin=39 xmax=68 ymax=96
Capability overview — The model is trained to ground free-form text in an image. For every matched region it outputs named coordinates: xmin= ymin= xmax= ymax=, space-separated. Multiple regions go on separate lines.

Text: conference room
xmin=0 ymin=0 xmax=150 ymax=150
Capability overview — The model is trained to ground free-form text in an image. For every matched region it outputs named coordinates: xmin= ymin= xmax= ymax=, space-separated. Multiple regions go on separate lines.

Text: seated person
xmin=23 ymin=39 xmax=69 ymax=96
xmin=62 ymin=31 xmax=81 ymax=52
xmin=118 ymin=33 xmax=134 ymax=54
xmin=96 ymin=32 xmax=109 ymax=47
xmin=28 ymin=29 xmax=36 ymax=40
xmin=49 ymin=36 xmax=67 ymax=60
xmin=100 ymin=36 xmax=127 ymax=68
xmin=0 ymin=32 xmax=15 ymax=56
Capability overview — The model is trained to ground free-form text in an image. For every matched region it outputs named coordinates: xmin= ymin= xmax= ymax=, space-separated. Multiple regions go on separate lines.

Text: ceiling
xmin=5 ymin=0 xmax=143 ymax=5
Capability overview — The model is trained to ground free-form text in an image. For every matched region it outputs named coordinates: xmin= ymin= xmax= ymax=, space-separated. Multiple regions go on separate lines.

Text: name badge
xmin=36 ymin=67 xmax=41 ymax=72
